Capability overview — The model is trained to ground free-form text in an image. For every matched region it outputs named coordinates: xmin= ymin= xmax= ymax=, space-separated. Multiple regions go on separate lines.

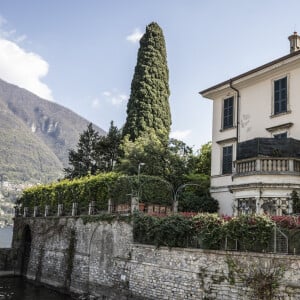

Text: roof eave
xmin=199 ymin=50 xmax=300 ymax=98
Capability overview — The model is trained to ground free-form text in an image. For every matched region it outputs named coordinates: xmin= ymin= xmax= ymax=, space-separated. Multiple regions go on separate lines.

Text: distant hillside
xmin=0 ymin=78 xmax=105 ymax=183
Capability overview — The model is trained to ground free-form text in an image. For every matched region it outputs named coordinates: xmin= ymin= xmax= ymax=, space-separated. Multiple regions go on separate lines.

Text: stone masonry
xmin=12 ymin=217 xmax=300 ymax=299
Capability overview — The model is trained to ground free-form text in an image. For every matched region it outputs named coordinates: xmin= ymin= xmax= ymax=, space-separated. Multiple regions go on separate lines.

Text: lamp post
xmin=173 ymin=183 xmax=203 ymax=213
xmin=137 ymin=163 xmax=145 ymax=197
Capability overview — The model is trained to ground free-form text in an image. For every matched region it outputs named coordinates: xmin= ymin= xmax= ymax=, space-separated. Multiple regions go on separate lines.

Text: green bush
xmin=133 ymin=213 xmax=275 ymax=251
xmin=18 ymin=172 xmax=119 ymax=214
xmin=223 ymin=215 xmax=274 ymax=252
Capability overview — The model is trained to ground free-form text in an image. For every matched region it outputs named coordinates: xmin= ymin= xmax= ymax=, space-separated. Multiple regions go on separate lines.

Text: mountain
xmin=0 ymin=78 xmax=105 ymax=184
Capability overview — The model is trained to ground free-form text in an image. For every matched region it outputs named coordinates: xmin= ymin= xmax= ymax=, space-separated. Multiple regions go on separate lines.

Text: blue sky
xmin=0 ymin=0 xmax=299 ymax=150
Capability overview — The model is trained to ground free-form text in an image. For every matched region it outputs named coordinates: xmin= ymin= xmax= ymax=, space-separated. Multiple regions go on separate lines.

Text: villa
xmin=200 ymin=32 xmax=300 ymax=216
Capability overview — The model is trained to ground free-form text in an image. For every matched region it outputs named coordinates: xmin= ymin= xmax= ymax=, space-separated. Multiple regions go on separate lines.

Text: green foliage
xmin=111 ymin=175 xmax=172 ymax=205
xmin=118 ymin=132 xmax=167 ymax=176
xmin=224 ymin=215 xmax=274 ymax=252
xmin=123 ymin=22 xmax=171 ymax=143
xmin=64 ymin=122 xmax=122 ymax=179
xmin=133 ymin=213 xmax=275 ymax=252
xmin=64 ymin=123 xmax=101 ymax=178
xmin=178 ymin=174 xmax=218 ymax=213
xmin=226 ymin=257 xmax=285 ymax=300
xmin=133 ymin=212 xmax=195 ymax=248
xmin=97 ymin=121 xmax=122 ymax=172
xmin=195 ymin=142 xmax=212 ymax=176
xmin=193 ymin=214 xmax=223 ymax=249
xmin=19 ymin=172 xmax=119 ymax=214
xmin=291 ymin=190 xmax=300 ymax=213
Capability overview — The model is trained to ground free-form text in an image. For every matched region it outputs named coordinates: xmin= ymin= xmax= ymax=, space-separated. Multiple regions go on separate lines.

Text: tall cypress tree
xmin=123 ymin=22 xmax=171 ymax=143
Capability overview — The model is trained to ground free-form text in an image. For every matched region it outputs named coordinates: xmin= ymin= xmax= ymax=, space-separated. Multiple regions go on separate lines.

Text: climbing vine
xmin=226 ymin=256 xmax=286 ymax=300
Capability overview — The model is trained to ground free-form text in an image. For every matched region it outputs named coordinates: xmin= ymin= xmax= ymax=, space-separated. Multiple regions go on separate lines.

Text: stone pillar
xmin=256 ymin=158 xmax=261 ymax=172
xmin=108 ymin=198 xmax=112 ymax=213
xmin=57 ymin=204 xmax=63 ymax=216
xmin=72 ymin=202 xmax=78 ymax=216
xmin=289 ymin=159 xmax=294 ymax=172
xmin=44 ymin=205 xmax=49 ymax=217
xmin=131 ymin=196 xmax=139 ymax=213
xmin=173 ymin=200 xmax=178 ymax=213
xmin=23 ymin=207 xmax=28 ymax=217
xmin=33 ymin=206 xmax=38 ymax=217
xmin=88 ymin=201 xmax=95 ymax=215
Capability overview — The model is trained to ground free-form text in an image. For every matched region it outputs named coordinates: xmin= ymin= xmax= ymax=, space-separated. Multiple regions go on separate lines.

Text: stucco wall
xmin=12 ymin=217 xmax=300 ymax=299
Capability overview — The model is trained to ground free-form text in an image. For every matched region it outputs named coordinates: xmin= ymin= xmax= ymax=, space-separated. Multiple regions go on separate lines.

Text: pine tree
xmin=64 ymin=123 xmax=100 ymax=178
xmin=97 ymin=121 xmax=122 ymax=172
xmin=123 ymin=22 xmax=171 ymax=143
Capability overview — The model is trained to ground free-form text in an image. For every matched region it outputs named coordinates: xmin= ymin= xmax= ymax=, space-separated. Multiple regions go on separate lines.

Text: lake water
xmin=0 ymin=277 xmax=72 ymax=300
xmin=0 ymin=227 xmax=13 ymax=248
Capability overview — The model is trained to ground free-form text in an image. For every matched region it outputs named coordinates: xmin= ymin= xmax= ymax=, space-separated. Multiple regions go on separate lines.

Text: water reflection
xmin=0 ymin=277 xmax=72 ymax=300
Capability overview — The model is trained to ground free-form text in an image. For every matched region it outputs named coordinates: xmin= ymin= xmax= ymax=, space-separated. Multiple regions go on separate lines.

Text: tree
xmin=97 ymin=121 xmax=122 ymax=172
xmin=195 ymin=142 xmax=212 ymax=176
xmin=122 ymin=22 xmax=171 ymax=144
xmin=291 ymin=190 xmax=300 ymax=213
xmin=118 ymin=131 xmax=167 ymax=176
xmin=64 ymin=123 xmax=100 ymax=178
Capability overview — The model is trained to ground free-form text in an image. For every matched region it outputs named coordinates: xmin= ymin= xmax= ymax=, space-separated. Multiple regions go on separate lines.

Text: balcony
xmin=235 ymin=156 xmax=300 ymax=175
xmin=235 ymin=138 xmax=300 ymax=176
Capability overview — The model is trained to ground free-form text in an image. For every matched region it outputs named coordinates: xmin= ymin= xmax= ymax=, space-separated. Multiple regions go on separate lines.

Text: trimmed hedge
xmin=133 ymin=213 xmax=275 ymax=251
xmin=18 ymin=173 xmax=174 ymax=214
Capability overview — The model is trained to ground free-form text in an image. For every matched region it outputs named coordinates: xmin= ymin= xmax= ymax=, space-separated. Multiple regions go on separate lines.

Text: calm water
xmin=0 ymin=227 xmax=13 ymax=248
xmin=0 ymin=277 xmax=73 ymax=300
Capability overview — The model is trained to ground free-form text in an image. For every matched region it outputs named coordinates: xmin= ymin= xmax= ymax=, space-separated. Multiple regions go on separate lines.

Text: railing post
xmin=72 ymin=202 xmax=78 ymax=216
xmin=44 ymin=205 xmax=49 ymax=217
xmin=131 ymin=196 xmax=139 ymax=213
xmin=256 ymin=158 xmax=261 ymax=172
xmin=57 ymin=204 xmax=63 ymax=216
xmin=33 ymin=206 xmax=38 ymax=217
xmin=23 ymin=207 xmax=28 ymax=217
xmin=108 ymin=198 xmax=112 ymax=213
xmin=289 ymin=159 xmax=294 ymax=172
xmin=88 ymin=201 xmax=95 ymax=215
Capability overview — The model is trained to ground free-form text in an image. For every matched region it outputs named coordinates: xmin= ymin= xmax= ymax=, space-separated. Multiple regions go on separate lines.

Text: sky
xmin=0 ymin=0 xmax=299 ymax=150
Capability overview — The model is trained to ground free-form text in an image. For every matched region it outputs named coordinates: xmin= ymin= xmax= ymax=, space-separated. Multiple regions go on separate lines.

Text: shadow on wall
xmin=20 ymin=225 xmax=31 ymax=276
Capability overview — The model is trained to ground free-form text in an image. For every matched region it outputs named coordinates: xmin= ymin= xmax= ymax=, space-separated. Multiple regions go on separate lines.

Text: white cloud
xmin=0 ymin=16 xmax=52 ymax=100
xmin=0 ymin=38 xmax=53 ymax=100
xmin=103 ymin=90 xmax=128 ymax=106
xmin=170 ymin=130 xmax=192 ymax=140
xmin=103 ymin=91 xmax=111 ymax=97
xmin=126 ymin=28 xmax=143 ymax=43
xmin=91 ymin=98 xmax=101 ymax=108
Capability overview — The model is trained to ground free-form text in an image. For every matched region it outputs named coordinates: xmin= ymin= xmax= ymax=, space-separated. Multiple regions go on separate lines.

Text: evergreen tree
xmin=123 ymin=22 xmax=171 ymax=143
xmin=97 ymin=121 xmax=122 ymax=172
xmin=64 ymin=123 xmax=100 ymax=178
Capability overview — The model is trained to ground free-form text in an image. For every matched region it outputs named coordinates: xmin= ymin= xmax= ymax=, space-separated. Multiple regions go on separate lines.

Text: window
xmin=223 ymin=97 xmax=234 ymax=129
xmin=274 ymin=132 xmax=287 ymax=139
xmin=274 ymin=77 xmax=287 ymax=115
xmin=222 ymin=146 xmax=233 ymax=174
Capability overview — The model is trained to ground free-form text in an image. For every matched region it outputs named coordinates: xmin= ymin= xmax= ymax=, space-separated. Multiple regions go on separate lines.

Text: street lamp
xmin=137 ymin=163 xmax=145 ymax=199
xmin=138 ymin=163 xmax=145 ymax=183
xmin=173 ymin=183 xmax=203 ymax=213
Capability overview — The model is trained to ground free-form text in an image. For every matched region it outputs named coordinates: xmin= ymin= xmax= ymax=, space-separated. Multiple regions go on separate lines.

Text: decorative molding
xmin=266 ymin=122 xmax=293 ymax=132
xmin=216 ymin=137 xmax=237 ymax=145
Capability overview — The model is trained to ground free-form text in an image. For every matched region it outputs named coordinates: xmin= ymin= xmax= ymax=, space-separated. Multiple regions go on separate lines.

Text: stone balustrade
xmin=235 ymin=157 xmax=300 ymax=175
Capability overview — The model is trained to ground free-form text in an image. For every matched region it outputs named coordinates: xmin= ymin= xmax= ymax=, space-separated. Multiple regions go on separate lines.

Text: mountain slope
xmin=0 ymin=78 xmax=105 ymax=183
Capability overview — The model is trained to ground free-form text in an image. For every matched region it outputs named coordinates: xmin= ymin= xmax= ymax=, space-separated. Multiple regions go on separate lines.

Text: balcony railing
xmin=235 ymin=157 xmax=300 ymax=175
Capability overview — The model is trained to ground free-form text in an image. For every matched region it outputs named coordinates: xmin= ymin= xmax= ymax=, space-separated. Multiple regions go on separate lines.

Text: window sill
xmin=219 ymin=126 xmax=236 ymax=132
xmin=270 ymin=110 xmax=291 ymax=118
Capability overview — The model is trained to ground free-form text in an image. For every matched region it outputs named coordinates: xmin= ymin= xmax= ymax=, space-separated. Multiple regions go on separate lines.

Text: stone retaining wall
xmin=0 ymin=248 xmax=18 ymax=276
xmin=12 ymin=217 xmax=300 ymax=299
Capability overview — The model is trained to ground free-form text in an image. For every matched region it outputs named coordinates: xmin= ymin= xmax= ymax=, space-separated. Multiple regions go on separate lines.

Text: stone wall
xmin=0 ymin=248 xmax=18 ymax=276
xmin=12 ymin=217 xmax=300 ymax=299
